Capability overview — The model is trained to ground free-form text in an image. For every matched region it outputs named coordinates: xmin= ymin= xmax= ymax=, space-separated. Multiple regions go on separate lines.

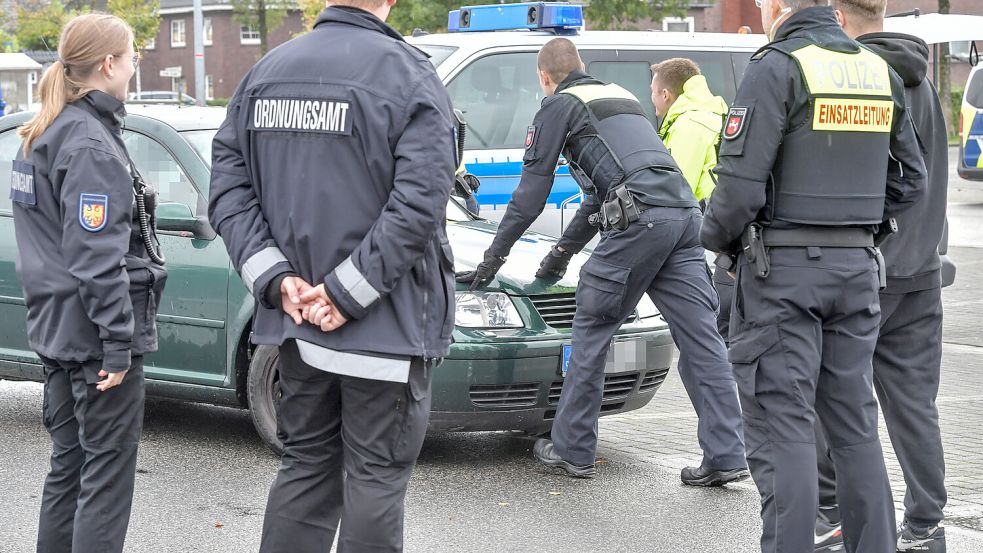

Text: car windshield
xmin=178 ymin=127 xmax=474 ymax=220
xmin=181 ymin=129 xmax=217 ymax=167
xmin=414 ymin=44 xmax=458 ymax=68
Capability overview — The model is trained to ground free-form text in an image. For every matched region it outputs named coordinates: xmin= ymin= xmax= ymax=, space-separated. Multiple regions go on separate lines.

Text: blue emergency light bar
xmin=448 ymin=2 xmax=584 ymax=34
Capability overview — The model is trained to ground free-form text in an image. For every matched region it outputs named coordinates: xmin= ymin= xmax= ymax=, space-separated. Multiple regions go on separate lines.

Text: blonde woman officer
xmin=12 ymin=14 xmax=166 ymax=553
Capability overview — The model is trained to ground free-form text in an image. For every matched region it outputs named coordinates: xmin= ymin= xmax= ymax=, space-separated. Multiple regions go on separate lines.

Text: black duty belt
xmin=761 ymin=227 xmax=874 ymax=248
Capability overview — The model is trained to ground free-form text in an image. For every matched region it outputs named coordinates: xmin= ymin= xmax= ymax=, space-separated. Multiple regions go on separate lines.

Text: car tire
xmin=247 ymin=345 xmax=284 ymax=455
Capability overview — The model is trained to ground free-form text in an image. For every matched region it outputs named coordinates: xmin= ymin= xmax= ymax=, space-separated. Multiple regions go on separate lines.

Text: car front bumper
xmin=430 ymin=329 xmax=675 ymax=434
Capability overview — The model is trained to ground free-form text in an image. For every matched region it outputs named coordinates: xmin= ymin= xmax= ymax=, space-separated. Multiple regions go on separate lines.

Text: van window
xmin=585 ymin=50 xmax=748 ymax=127
xmin=589 ymin=61 xmax=658 ymax=122
xmin=967 ymin=70 xmax=983 ymax=109
xmin=446 ymin=52 xmax=543 ymax=151
xmin=415 ymin=44 xmax=458 ymax=68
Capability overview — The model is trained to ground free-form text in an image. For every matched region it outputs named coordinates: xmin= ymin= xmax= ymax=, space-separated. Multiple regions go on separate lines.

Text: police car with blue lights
xmin=408 ymin=2 xmax=766 ymax=236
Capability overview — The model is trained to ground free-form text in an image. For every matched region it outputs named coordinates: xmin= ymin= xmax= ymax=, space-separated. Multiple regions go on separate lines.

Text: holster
xmin=595 ymin=185 xmax=643 ymax=231
xmin=741 ymin=223 xmax=770 ymax=279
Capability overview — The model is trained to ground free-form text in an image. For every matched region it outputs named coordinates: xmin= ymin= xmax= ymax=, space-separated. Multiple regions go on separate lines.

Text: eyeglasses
xmin=114 ymin=52 xmax=141 ymax=67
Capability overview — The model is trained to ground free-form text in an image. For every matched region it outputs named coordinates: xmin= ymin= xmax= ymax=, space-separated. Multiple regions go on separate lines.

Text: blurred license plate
xmin=561 ymin=344 xmax=572 ymax=377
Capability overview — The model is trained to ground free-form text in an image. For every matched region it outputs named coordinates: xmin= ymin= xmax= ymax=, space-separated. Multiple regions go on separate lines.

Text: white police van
xmin=407 ymin=2 xmax=766 ymax=234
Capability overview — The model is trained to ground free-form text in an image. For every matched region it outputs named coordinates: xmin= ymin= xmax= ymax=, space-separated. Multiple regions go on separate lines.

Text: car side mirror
xmin=156 ymin=202 xmax=216 ymax=240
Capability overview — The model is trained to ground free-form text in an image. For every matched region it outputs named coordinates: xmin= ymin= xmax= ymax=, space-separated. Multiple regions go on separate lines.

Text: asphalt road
xmin=0 ymin=153 xmax=981 ymax=552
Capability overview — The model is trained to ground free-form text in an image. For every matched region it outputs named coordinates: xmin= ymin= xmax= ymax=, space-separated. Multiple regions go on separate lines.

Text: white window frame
xmin=240 ymin=24 xmax=261 ymax=45
xmin=205 ymin=75 xmax=214 ymax=101
xmin=662 ymin=16 xmax=695 ymax=33
xmin=203 ymin=17 xmax=213 ymax=46
xmin=171 ymin=19 xmax=186 ymax=48
xmin=145 ymin=36 xmax=156 ymax=50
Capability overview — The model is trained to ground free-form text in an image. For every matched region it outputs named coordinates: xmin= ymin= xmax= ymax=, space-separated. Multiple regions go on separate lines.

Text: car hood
xmin=446 ymin=219 xmax=590 ymax=296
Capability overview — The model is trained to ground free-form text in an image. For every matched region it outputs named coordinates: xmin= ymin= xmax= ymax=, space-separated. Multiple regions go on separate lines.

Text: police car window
xmin=122 ymin=131 xmax=200 ymax=209
xmin=591 ymin=51 xmax=741 ymax=107
xmin=415 ymin=44 xmax=458 ymax=68
xmin=588 ymin=62 xmax=658 ymax=123
xmin=0 ymin=129 xmax=23 ymax=212
xmin=968 ymin=71 xmax=983 ymax=109
xmin=446 ymin=52 xmax=543 ymax=150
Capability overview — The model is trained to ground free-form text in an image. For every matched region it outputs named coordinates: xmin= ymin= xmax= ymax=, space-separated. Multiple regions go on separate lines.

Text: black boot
xmin=533 ymin=439 xmax=595 ymax=479
xmin=680 ymin=464 xmax=749 ymax=487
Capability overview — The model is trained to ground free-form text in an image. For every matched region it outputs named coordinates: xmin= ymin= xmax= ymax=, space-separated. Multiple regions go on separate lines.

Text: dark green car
xmin=0 ymin=105 xmax=674 ymax=451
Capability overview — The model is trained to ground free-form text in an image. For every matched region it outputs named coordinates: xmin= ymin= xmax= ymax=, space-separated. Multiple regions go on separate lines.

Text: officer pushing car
xmin=457 ymin=38 xmax=748 ymax=486
xmin=207 ymin=1 xmax=457 ymax=551
xmin=700 ymin=0 xmax=927 ymax=552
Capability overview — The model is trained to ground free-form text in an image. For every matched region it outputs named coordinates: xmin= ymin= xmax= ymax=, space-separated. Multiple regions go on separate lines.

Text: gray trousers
xmin=552 ymin=207 xmax=746 ymax=470
xmin=712 ymin=265 xmax=735 ymax=343
xmin=817 ymin=286 xmax=946 ymax=528
xmin=259 ymin=340 xmax=432 ymax=553
xmin=729 ymin=247 xmax=895 ymax=553
xmin=37 ymin=356 xmax=145 ymax=553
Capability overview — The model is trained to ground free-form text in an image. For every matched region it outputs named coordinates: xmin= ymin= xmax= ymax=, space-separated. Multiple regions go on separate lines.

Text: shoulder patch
xmin=723 ymin=107 xmax=749 ymax=140
xmin=525 ymin=125 xmax=537 ymax=149
xmin=248 ymin=97 xmax=353 ymax=135
xmin=10 ymin=160 xmax=37 ymax=206
xmin=79 ymin=193 xmax=109 ymax=232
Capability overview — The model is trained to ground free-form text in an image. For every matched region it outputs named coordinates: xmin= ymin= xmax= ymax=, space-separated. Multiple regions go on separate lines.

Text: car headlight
xmin=455 ymin=292 xmax=524 ymax=328
xmin=635 ymin=295 xmax=660 ymax=319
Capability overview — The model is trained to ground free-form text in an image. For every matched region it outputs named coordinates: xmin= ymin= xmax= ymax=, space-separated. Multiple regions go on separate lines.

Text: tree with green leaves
xmin=14 ymin=0 xmax=87 ymax=51
xmin=232 ymin=0 xmax=291 ymax=55
xmin=578 ymin=0 xmax=689 ymax=30
xmin=107 ymin=0 xmax=160 ymax=52
xmin=298 ymin=0 xmax=324 ymax=30
xmin=0 ymin=29 xmax=19 ymax=53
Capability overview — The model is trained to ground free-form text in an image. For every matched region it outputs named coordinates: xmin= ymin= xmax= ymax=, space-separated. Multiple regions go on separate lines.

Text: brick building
xmin=138 ymin=0 xmax=304 ymax=101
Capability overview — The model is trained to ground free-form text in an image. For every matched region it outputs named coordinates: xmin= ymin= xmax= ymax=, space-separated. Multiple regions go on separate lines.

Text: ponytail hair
xmin=18 ymin=14 xmax=134 ymax=156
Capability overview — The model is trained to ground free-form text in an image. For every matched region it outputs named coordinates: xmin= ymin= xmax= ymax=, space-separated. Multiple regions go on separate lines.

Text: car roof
xmin=408 ymin=30 xmax=767 ymax=51
xmin=125 ymin=104 xmax=226 ymax=131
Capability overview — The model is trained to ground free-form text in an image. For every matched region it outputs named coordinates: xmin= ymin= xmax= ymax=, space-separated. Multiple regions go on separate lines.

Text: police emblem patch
xmin=79 ymin=193 xmax=108 ymax=232
xmin=525 ymin=126 xmax=537 ymax=149
xmin=723 ymin=107 xmax=748 ymax=140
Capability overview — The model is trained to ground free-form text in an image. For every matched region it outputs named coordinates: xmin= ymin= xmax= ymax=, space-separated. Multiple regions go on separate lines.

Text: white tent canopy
xmin=883 ymin=13 xmax=983 ymax=45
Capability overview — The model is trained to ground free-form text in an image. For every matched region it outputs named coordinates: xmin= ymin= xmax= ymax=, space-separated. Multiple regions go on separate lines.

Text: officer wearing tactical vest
xmin=457 ymin=38 xmax=748 ymax=485
xmin=701 ymin=1 xmax=927 ymax=552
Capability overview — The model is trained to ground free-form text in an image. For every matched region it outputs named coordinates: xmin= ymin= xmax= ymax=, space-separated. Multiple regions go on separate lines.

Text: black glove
xmin=455 ymin=251 xmax=506 ymax=291
xmin=536 ymin=245 xmax=573 ymax=279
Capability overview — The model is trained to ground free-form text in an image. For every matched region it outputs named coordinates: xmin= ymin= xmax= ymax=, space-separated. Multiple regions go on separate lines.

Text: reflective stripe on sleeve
xmin=335 ymin=256 xmax=381 ymax=309
xmin=241 ymin=246 xmax=288 ymax=293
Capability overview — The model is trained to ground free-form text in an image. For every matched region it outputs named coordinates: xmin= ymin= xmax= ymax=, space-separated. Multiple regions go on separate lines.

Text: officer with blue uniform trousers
xmin=207 ymin=2 xmax=456 ymax=552
xmin=457 ymin=38 xmax=748 ymax=485
xmin=11 ymin=16 xmax=166 ymax=551
xmin=701 ymin=2 xmax=928 ymax=552
xmin=813 ymin=3 xmax=953 ymax=551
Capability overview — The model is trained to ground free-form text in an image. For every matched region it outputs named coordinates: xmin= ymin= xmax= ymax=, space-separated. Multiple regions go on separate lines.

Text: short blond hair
xmin=651 ymin=58 xmax=701 ymax=97
xmin=831 ymin=0 xmax=887 ymax=22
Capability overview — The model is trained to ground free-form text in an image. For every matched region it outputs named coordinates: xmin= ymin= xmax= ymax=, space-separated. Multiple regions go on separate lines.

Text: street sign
xmin=159 ymin=66 xmax=182 ymax=78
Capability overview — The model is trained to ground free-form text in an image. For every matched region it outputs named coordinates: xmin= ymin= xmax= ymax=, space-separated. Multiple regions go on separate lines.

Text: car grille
xmin=548 ymin=371 xmax=642 ymax=405
xmin=528 ymin=293 xmax=578 ymax=328
xmin=639 ymin=367 xmax=671 ymax=393
xmin=469 ymin=383 xmax=540 ymax=408
xmin=528 ymin=293 xmax=639 ymax=329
